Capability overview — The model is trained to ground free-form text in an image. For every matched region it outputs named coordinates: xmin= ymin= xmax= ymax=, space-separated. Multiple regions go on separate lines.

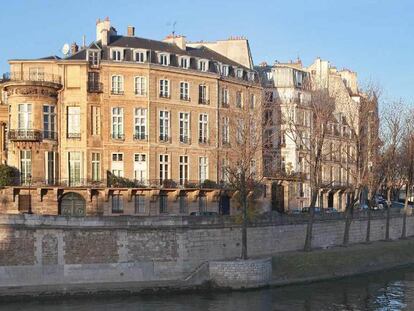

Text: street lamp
xmin=28 ymin=174 xmax=32 ymax=214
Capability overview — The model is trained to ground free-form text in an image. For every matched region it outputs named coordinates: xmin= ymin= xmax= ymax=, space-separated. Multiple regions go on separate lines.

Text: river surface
xmin=2 ymin=266 xmax=414 ymax=311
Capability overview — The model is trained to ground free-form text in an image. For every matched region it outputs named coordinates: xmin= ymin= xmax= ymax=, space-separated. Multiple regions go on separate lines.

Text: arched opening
xmin=59 ymin=192 xmax=86 ymax=217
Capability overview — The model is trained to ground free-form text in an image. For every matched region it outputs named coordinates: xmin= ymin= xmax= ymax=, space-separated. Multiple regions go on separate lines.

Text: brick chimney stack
xmin=127 ymin=26 xmax=135 ymax=37
xmin=70 ymin=42 xmax=79 ymax=55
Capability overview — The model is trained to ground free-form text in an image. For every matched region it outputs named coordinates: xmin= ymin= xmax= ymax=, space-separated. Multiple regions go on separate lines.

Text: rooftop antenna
xmin=166 ymin=21 xmax=177 ymax=37
xmin=82 ymin=35 xmax=86 ymax=48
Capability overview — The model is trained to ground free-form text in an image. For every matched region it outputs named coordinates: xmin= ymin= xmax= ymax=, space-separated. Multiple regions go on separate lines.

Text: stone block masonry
xmin=0 ymin=213 xmax=412 ymax=295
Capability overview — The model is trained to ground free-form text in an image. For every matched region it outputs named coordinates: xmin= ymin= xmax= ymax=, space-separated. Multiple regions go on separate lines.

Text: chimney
xmin=96 ymin=17 xmax=111 ymax=46
xmin=127 ymin=26 xmax=135 ymax=37
xmin=163 ymin=35 xmax=186 ymax=50
xmin=71 ymin=42 xmax=79 ymax=55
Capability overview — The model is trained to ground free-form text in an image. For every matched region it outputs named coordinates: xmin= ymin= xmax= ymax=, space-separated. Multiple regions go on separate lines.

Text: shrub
xmin=0 ymin=165 xmax=19 ymax=186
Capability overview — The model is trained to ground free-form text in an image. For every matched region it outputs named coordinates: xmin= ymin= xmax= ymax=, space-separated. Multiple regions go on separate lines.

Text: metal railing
xmin=3 ymin=72 xmax=62 ymax=84
xmin=111 ymin=133 xmax=125 ymax=140
xmin=133 ymin=133 xmax=148 ymax=141
xmin=8 ymin=129 xmax=42 ymax=141
xmin=87 ymin=81 xmax=103 ymax=93
xmin=199 ymin=98 xmax=209 ymax=105
xmin=159 ymin=135 xmax=171 ymax=143
xmin=180 ymin=136 xmax=191 ymax=144
xmin=67 ymin=132 xmax=81 ymax=139
xmin=43 ymin=131 xmax=58 ymax=140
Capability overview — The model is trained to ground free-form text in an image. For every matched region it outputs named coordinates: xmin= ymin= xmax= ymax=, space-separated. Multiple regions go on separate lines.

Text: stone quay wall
xmin=0 ymin=212 xmax=412 ymax=295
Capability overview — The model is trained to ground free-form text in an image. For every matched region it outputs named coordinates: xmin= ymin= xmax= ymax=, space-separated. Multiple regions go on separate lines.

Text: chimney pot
xmin=70 ymin=42 xmax=79 ymax=55
xmin=127 ymin=26 xmax=135 ymax=37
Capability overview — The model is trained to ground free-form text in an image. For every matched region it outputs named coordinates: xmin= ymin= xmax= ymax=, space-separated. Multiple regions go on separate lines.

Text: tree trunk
xmin=401 ymin=183 xmax=409 ymax=239
xmin=385 ymin=188 xmax=392 ymax=240
xmin=304 ymin=190 xmax=318 ymax=252
xmin=343 ymin=192 xmax=354 ymax=246
xmin=241 ymin=192 xmax=248 ymax=260
xmin=366 ymin=197 xmax=372 ymax=243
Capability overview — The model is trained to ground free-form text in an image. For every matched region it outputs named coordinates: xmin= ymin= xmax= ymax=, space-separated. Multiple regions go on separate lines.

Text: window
xmin=221 ymin=158 xmax=229 ymax=183
xmin=159 ymin=194 xmax=168 ymax=213
xmin=111 ymin=75 xmax=124 ymax=94
xmin=134 ymin=50 xmax=146 ymax=63
xmin=45 ymin=151 xmax=55 ymax=185
xmin=43 ymin=105 xmax=55 ymax=139
xmin=159 ymin=154 xmax=169 ymax=182
xmin=18 ymin=104 xmax=32 ymax=129
xmin=158 ymin=53 xmax=170 ymax=66
xmin=236 ymin=69 xmax=244 ymax=78
xmin=134 ymin=108 xmax=147 ymax=140
xmin=29 ymin=67 xmax=44 ymax=81
xmin=88 ymin=72 xmax=101 ymax=92
xmin=111 ymin=49 xmax=123 ymax=61
xmin=91 ymin=152 xmax=101 ymax=182
xmin=179 ymin=195 xmax=188 ymax=214
xmin=68 ymin=151 xmax=82 ymax=186
xmin=134 ymin=194 xmax=146 ymax=214
xmin=179 ymin=56 xmax=190 ymax=69
xmin=198 ymin=60 xmax=208 ymax=72
xmin=180 ymin=82 xmax=190 ymax=100
xmin=236 ymin=119 xmax=244 ymax=144
xmin=20 ymin=150 xmax=32 ymax=184
xmin=250 ymin=94 xmax=255 ymax=109
xmin=111 ymin=194 xmax=123 ymax=214
xmin=198 ymin=85 xmax=208 ymax=104
xmin=222 ymin=65 xmax=229 ymax=76
xmin=248 ymin=72 xmax=255 ymax=81
xmin=159 ymin=79 xmax=170 ymax=98
xmin=199 ymin=114 xmax=208 ymax=144
xmin=111 ymin=153 xmax=124 ymax=177
xmin=179 ymin=112 xmax=190 ymax=143
xmin=134 ymin=76 xmax=147 ymax=96
xmin=111 ymin=107 xmax=124 ymax=140
xmin=159 ymin=110 xmax=170 ymax=142
xmin=222 ymin=116 xmax=229 ymax=145
xmin=199 ymin=157 xmax=208 ymax=182
xmin=67 ymin=106 xmax=80 ymax=138
xmin=134 ymin=153 xmax=147 ymax=182
xmin=221 ymin=88 xmax=229 ymax=106
xmin=88 ymin=50 xmax=99 ymax=66
xmin=91 ymin=106 xmax=101 ymax=135
xmin=236 ymin=91 xmax=242 ymax=108
xmin=179 ymin=155 xmax=189 ymax=186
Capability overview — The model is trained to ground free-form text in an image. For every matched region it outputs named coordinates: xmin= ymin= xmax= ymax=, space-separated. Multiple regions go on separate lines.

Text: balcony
xmin=43 ymin=131 xmax=58 ymax=140
xmin=133 ymin=133 xmax=148 ymax=141
xmin=180 ymin=95 xmax=190 ymax=101
xmin=198 ymin=138 xmax=209 ymax=145
xmin=159 ymin=135 xmax=171 ymax=143
xmin=87 ymin=81 xmax=103 ymax=93
xmin=8 ymin=129 xmax=42 ymax=142
xmin=199 ymin=98 xmax=210 ymax=105
xmin=180 ymin=136 xmax=191 ymax=144
xmin=3 ymin=72 xmax=62 ymax=85
xmin=111 ymin=133 xmax=125 ymax=141
xmin=159 ymin=93 xmax=171 ymax=99
xmin=67 ymin=132 xmax=81 ymax=139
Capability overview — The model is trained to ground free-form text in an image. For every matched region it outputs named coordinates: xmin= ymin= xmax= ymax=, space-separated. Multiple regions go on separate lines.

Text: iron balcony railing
xmin=3 ymin=72 xmax=62 ymax=84
xmin=8 ymin=129 xmax=43 ymax=141
xmin=67 ymin=132 xmax=81 ymax=139
xmin=87 ymin=81 xmax=103 ymax=93
xmin=43 ymin=131 xmax=58 ymax=140
xmin=133 ymin=133 xmax=148 ymax=141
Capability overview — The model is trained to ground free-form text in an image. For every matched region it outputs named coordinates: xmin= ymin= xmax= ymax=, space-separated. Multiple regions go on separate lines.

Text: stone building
xmin=0 ymin=18 xmax=263 ymax=216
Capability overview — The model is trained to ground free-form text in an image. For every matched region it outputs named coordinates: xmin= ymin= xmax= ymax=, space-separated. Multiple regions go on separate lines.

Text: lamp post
xmin=28 ymin=174 xmax=32 ymax=214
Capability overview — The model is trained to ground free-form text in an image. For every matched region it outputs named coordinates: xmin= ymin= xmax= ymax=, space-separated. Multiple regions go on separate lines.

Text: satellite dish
xmin=61 ymin=43 xmax=70 ymax=56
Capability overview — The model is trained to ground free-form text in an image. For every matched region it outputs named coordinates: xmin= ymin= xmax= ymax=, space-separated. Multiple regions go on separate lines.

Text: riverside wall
xmin=0 ymin=212 xmax=413 ymax=296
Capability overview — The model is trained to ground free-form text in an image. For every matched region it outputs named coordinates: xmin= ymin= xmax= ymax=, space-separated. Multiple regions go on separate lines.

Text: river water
xmin=2 ymin=266 xmax=414 ymax=311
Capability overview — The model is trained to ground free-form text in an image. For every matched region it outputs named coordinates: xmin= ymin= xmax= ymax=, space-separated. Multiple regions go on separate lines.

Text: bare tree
xmin=283 ymin=87 xmax=336 ymax=251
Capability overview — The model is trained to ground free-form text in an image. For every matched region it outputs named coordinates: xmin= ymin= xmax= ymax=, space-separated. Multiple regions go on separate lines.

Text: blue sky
xmin=0 ymin=0 xmax=412 ymax=102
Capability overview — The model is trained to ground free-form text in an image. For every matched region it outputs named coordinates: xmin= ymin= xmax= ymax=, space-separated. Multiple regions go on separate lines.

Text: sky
xmin=0 ymin=0 xmax=412 ymax=103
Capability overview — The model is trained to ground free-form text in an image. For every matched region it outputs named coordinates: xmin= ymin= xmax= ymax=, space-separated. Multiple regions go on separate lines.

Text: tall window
xmin=159 ymin=79 xmax=170 ymax=98
xmin=134 ymin=76 xmax=147 ymax=96
xmin=134 ymin=50 xmax=146 ymax=63
xmin=198 ymin=85 xmax=208 ymax=104
xmin=88 ymin=72 xmax=100 ymax=92
xmin=111 ymin=49 xmax=123 ymax=61
xmin=179 ymin=112 xmax=190 ymax=143
xmin=91 ymin=152 xmax=101 ymax=182
xmin=134 ymin=108 xmax=147 ymax=140
xmin=20 ymin=150 xmax=32 ymax=184
xmin=236 ymin=91 xmax=242 ymax=108
xmin=179 ymin=155 xmax=189 ymax=186
xmin=198 ymin=60 xmax=208 ymax=72
xmin=88 ymin=50 xmax=99 ymax=66
xmin=45 ymin=151 xmax=55 ymax=185
xmin=68 ymin=152 xmax=81 ymax=186
xmin=91 ymin=106 xmax=101 ymax=135
xmin=134 ymin=153 xmax=147 ymax=182
xmin=199 ymin=157 xmax=208 ymax=182
xmin=18 ymin=104 xmax=32 ymax=129
xmin=221 ymin=88 xmax=229 ymax=106
xmin=221 ymin=65 xmax=229 ymax=76
xmin=43 ymin=105 xmax=55 ymax=139
xmin=111 ymin=153 xmax=124 ymax=177
xmin=111 ymin=194 xmax=123 ymax=214
xmin=222 ymin=116 xmax=229 ymax=145
xmin=236 ymin=119 xmax=244 ymax=144
xmin=159 ymin=53 xmax=169 ymax=66
xmin=180 ymin=82 xmax=189 ymax=100
xmin=221 ymin=158 xmax=229 ymax=183
xmin=159 ymin=110 xmax=170 ymax=142
xmin=134 ymin=194 xmax=146 ymax=214
xmin=67 ymin=106 xmax=80 ymax=138
xmin=111 ymin=107 xmax=124 ymax=139
xmin=198 ymin=114 xmax=208 ymax=144
xmin=159 ymin=154 xmax=169 ymax=182
xmin=250 ymin=94 xmax=255 ymax=109
xmin=111 ymin=75 xmax=124 ymax=94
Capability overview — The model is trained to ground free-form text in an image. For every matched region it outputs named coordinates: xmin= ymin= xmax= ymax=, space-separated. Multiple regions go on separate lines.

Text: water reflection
xmin=1 ymin=266 xmax=414 ymax=311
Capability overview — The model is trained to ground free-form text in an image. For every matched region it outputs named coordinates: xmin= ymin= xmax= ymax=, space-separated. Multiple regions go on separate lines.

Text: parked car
xmin=189 ymin=211 xmax=218 ymax=216
xmin=301 ymin=207 xmax=321 ymax=213
xmin=326 ymin=207 xmax=339 ymax=213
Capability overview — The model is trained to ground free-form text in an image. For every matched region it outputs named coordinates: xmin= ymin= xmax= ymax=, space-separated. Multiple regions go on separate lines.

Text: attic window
xmin=87 ymin=50 xmax=100 ymax=66
xmin=158 ymin=53 xmax=170 ymax=66
xmin=111 ymin=48 xmax=123 ymax=61
xmin=179 ymin=56 xmax=190 ymax=69
xmin=236 ymin=69 xmax=244 ymax=79
xmin=198 ymin=60 xmax=209 ymax=72
xmin=134 ymin=49 xmax=147 ymax=63
xmin=248 ymin=72 xmax=255 ymax=81
xmin=221 ymin=65 xmax=229 ymax=76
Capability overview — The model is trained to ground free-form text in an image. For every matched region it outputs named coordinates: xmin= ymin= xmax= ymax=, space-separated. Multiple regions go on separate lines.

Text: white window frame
xmin=199 ymin=84 xmax=208 ymax=104
xmin=133 ymin=49 xmax=147 ymax=63
xmin=222 ymin=116 xmax=229 ymax=145
xmin=18 ymin=103 xmax=32 ymax=130
xmin=221 ymin=88 xmax=229 ymax=106
xmin=236 ymin=68 xmax=244 ymax=78
xmin=111 ymin=107 xmax=124 ymax=139
xmin=111 ymin=48 xmax=124 ymax=61
xmin=44 ymin=151 xmax=56 ymax=185
xmin=20 ymin=150 xmax=32 ymax=185
xmin=179 ymin=155 xmax=189 ymax=186
xmin=91 ymin=106 xmax=101 ymax=135
xmin=158 ymin=53 xmax=170 ymax=66
xmin=159 ymin=154 xmax=170 ymax=181
xmin=159 ymin=79 xmax=170 ymax=98
xmin=111 ymin=75 xmax=124 ymax=94
xmin=87 ymin=50 xmax=100 ymax=66
xmin=179 ymin=112 xmax=190 ymax=143
xmin=159 ymin=110 xmax=170 ymax=142
xmin=179 ymin=56 xmax=190 ymax=69
xmin=198 ymin=59 xmax=209 ymax=72
xmin=111 ymin=152 xmax=124 ymax=177
xmin=67 ymin=106 xmax=81 ymax=138
xmin=134 ymin=153 xmax=147 ymax=182
xmin=91 ymin=152 xmax=101 ymax=182
xmin=199 ymin=156 xmax=208 ymax=182
xmin=198 ymin=113 xmax=208 ymax=144
xmin=134 ymin=76 xmax=147 ymax=96
xmin=221 ymin=65 xmax=229 ymax=76
xmin=180 ymin=81 xmax=190 ymax=100
xmin=43 ymin=105 xmax=55 ymax=139
xmin=134 ymin=108 xmax=147 ymax=140
xmin=68 ymin=151 xmax=83 ymax=186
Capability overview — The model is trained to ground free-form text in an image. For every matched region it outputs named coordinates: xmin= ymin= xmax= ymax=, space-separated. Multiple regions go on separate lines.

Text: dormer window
xmin=198 ymin=60 xmax=209 ymax=72
xmin=87 ymin=50 xmax=100 ymax=66
xmin=134 ymin=49 xmax=147 ymax=63
xmin=221 ymin=65 xmax=229 ymax=77
xmin=111 ymin=48 xmax=123 ymax=61
xmin=236 ymin=69 xmax=244 ymax=79
xmin=248 ymin=72 xmax=255 ymax=81
xmin=158 ymin=53 xmax=170 ymax=66
xmin=266 ymin=71 xmax=273 ymax=81
xmin=179 ymin=56 xmax=190 ymax=69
